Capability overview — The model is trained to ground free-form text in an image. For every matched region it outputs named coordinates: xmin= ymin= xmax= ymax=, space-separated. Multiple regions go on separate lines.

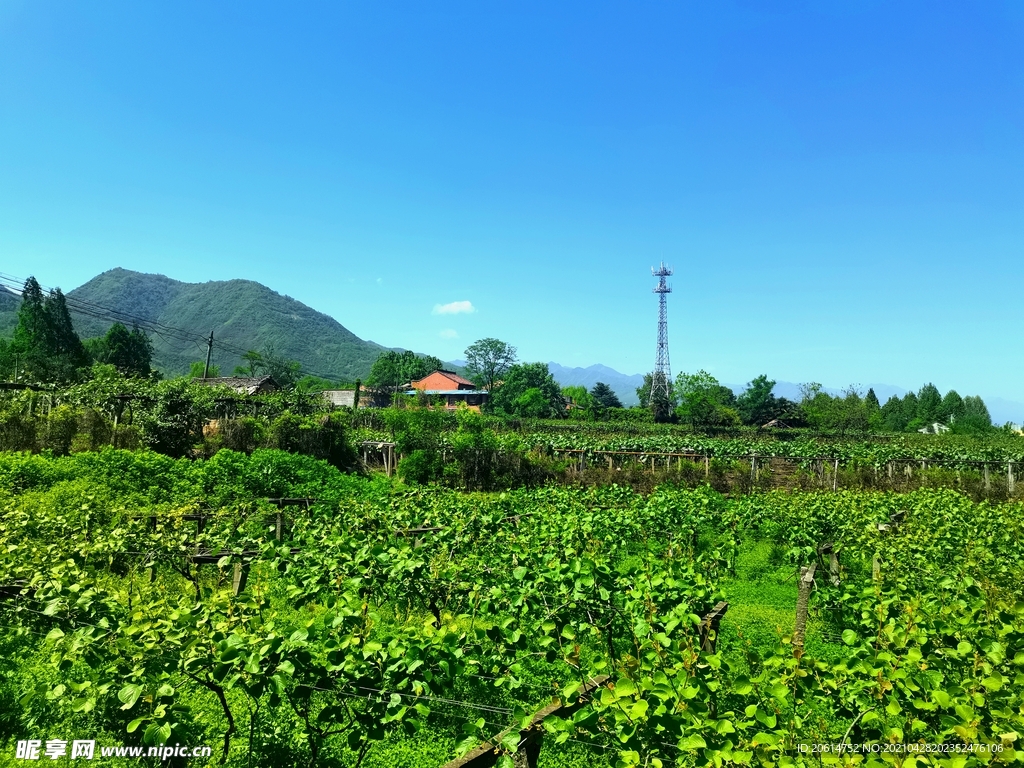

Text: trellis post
xmin=794 ymin=563 xmax=816 ymax=650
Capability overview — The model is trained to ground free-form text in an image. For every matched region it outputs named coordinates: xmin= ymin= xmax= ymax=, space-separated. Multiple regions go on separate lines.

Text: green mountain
xmin=0 ymin=287 xmax=19 ymax=338
xmin=2 ymin=269 xmax=389 ymax=380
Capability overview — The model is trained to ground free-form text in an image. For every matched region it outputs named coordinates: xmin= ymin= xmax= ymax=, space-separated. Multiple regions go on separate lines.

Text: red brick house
xmin=408 ymin=370 xmax=488 ymax=411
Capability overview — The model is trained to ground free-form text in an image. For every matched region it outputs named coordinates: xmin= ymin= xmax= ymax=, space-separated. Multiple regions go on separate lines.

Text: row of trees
xmin=640 ymin=368 xmax=995 ymax=434
xmin=0 ymin=278 xmax=154 ymax=381
xmin=1 ymin=277 xmax=312 ymax=388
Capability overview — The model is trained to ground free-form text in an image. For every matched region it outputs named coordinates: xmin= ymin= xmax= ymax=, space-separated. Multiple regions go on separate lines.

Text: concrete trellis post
xmin=794 ymin=563 xmax=816 ymax=650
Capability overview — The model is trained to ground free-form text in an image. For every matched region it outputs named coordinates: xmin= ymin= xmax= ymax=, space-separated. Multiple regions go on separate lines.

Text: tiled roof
xmin=193 ymin=376 xmax=277 ymax=395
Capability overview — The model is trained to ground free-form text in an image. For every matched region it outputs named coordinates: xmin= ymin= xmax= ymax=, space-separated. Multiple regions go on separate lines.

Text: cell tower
xmin=649 ymin=262 xmax=673 ymax=408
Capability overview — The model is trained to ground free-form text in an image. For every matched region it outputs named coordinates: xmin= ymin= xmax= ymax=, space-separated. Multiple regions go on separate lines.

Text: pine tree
xmin=9 ymin=277 xmax=90 ymax=381
xmin=959 ymin=396 xmax=993 ymax=432
xmin=94 ymin=322 xmax=153 ymax=376
xmin=879 ymin=395 xmax=905 ymax=432
xmin=940 ymin=390 xmax=964 ymax=423
xmin=900 ymin=392 xmax=919 ymax=430
xmin=11 ymin=277 xmax=49 ymax=355
xmin=864 ymin=388 xmax=880 ymax=411
xmin=916 ymin=383 xmax=942 ymax=425
xmin=44 ymin=289 xmax=88 ymax=367
xmin=590 ymin=382 xmax=623 ymax=409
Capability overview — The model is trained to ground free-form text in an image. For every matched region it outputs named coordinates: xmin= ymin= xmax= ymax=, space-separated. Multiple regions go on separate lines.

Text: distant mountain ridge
xmin=546 ymin=362 xmax=645 ymax=406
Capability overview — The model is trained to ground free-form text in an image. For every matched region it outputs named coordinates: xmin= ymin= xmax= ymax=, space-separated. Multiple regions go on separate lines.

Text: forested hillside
xmin=1 ymin=269 xmax=388 ymax=379
xmin=0 ymin=286 xmax=19 ymax=337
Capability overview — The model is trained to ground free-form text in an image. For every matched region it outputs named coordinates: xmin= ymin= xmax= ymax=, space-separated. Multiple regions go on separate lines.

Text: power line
xmin=0 ymin=272 xmax=347 ymax=382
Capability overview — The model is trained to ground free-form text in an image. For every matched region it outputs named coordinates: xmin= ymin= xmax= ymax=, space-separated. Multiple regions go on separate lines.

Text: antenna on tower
xmin=650 ymin=262 xmax=673 ymax=415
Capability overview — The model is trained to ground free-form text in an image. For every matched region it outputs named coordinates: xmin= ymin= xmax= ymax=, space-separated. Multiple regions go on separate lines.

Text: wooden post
xmin=833 ymin=459 xmax=839 ymax=492
xmin=1009 ymin=462 xmax=1015 ymax=496
xmin=793 ymin=563 xmax=816 ymax=650
xmin=704 ymin=455 xmax=710 ymax=477
xmin=819 ymin=543 xmax=840 ymax=586
xmin=984 ymin=463 xmax=991 ymax=492
xmin=699 ymin=601 xmax=729 ymax=653
xmin=275 ymin=512 xmax=283 ymax=541
xmin=441 ymin=675 xmax=609 ymax=768
xmin=232 ymin=561 xmax=249 ymax=596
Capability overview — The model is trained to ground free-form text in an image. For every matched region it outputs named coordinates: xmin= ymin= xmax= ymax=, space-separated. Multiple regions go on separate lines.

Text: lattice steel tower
xmin=649 ymin=262 xmax=673 ymax=407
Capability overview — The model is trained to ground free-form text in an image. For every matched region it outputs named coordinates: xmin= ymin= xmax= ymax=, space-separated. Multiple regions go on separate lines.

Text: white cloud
xmin=432 ymin=300 xmax=475 ymax=315
xmin=439 ymin=329 xmax=459 ymax=339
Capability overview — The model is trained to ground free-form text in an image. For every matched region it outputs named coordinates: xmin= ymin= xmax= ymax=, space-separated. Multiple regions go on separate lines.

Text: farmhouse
xmin=408 ymin=370 xmax=488 ymax=411
xmin=193 ymin=375 xmax=278 ymax=395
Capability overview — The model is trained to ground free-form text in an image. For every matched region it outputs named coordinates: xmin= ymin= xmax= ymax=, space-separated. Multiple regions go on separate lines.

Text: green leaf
xmin=45 ymin=627 xmax=65 ymax=642
xmin=501 ymin=732 xmax=521 ymax=752
xmin=614 ymin=678 xmax=637 ymax=698
xmin=679 ymin=734 xmax=707 ymax=750
xmin=513 ymin=566 xmax=528 ymax=580
xmin=754 ymin=708 xmax=777 ymax=728
xmin=126 ymin=717 xmax=148 ymax=734
xmin=118 ymin=684 xmax=144 ymax=710
xmin=841 ymin=629 xmax=858 ymax=645
xmin=71 ymin=697 xmax=94 ymax=713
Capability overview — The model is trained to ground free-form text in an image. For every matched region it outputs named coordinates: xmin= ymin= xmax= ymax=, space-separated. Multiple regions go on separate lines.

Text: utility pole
xmin=203 ymin=331 xmax=213 ymax=379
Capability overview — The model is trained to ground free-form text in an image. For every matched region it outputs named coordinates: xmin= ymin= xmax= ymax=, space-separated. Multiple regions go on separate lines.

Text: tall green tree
xmin=955 ymin=395 xmax=993 ymax=433
xmin=674 ymin=370 xmax=739 ymax=430
xmin=562 ymin=385 xmax=596 ymax=420
xmin=939 ymin=390 xmax=964 ymax=423
xmin=864 ymin=388 xmax=880 ymax=412
xmin=88 ymin=322 xmax=153 ymax=376
xmin=9 ymin=278 xmax=89 ymax=382
xmin=799 ymin=384 xmax=869 ymax=435
xmin=44 ymin=289 xmax=89 ymax=367
xmin=488 ymin=362 xmax=564 ymax=418
xmin=900 ymin=392 xmax=920 ymax=431
xmin=464 ymin=338 xmax=517 ymax=392
xmin=864 ymin=388 xmax=881 ymax=430
xmin=367 ymin=350 xmax=445 ymax=399
xmin=590 ymin=382 xmax=623 ymax=410
xmin=879 ymin=395 xmax=907 ymax=432
xmin=736 ymin=374 xmax=778 ymax=426
xmin=916 ymin=383 xmax=943 ymax=425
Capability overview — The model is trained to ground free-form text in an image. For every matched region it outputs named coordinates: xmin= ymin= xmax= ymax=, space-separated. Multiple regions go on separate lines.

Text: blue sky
xmin=1 ymin=1 xmax=1022 ymax=402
